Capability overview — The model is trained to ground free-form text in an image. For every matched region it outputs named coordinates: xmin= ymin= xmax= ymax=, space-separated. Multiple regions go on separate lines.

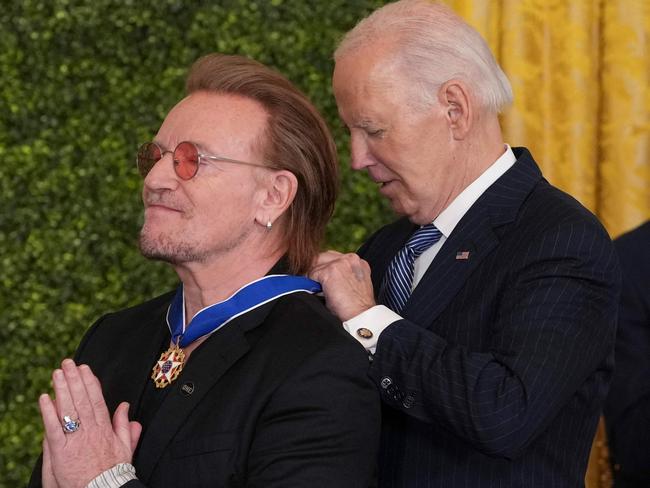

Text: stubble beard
xmin=138 ymin=223 xmax=252 ymax=266
xmin=139 ymin=230 xmax=207 ymax=265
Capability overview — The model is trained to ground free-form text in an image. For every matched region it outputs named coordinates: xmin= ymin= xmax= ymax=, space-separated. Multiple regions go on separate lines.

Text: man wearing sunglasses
xmin=310 ymin=1 xmax=620 ymax=487
xmin=29 ymin=54 xmax=380 ymax=488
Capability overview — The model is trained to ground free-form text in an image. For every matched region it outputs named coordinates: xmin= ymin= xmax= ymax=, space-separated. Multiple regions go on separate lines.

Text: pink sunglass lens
xmin=137 ymin=143 xmax=163 ymax=177
xmin=174 ymin=142 xmax=199 ymax=180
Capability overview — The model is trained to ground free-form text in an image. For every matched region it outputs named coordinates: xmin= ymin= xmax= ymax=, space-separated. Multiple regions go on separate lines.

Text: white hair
xmin=335 ymin=0 xmax=513 ymax=114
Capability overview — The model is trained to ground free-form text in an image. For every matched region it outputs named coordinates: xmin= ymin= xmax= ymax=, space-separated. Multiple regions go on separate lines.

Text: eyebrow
xmin=349 ymin=119 xmax=379 ymax=130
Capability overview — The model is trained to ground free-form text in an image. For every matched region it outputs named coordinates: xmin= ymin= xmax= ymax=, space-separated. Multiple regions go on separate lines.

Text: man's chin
xmin=138 ymin=234 xmax=201 ymax=265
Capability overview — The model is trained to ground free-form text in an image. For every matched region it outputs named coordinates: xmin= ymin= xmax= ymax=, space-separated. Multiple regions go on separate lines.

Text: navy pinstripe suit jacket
xmin=604 ymin=221 xmax=650 ymax=486
xmin=360 ymin=147 xmax=621 ymax=487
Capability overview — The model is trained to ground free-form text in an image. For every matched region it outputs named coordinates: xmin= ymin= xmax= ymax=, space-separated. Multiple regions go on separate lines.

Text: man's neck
xmin=462 ymin=117 xmax=507 ymax=186
xmin=420 ymin=120 xmax=506 ymax=224
xmin=174 ymin=246 xmax=285 ymax=322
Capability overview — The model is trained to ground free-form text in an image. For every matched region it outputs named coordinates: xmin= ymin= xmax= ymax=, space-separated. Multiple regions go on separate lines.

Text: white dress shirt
xmin=86 ymin=463 xmax=137 ymax=488
xmin=344 ymin=145 xmax=517 ymax=352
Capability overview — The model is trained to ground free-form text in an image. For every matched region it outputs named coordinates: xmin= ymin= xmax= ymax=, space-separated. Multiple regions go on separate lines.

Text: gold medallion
xmin=151 ymin=342 xmax=186 ymax=388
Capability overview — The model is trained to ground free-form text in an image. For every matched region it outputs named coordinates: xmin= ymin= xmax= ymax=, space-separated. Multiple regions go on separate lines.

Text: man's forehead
xmin=334 ymin=46 xmax=404 ymax=99
xmin=170 ymin=92 xmax=268 ymax=122
xmin=157 ymin=92 xmax=269 ymax=151
xmin=334 ymin=55 xmax=405 ymax=123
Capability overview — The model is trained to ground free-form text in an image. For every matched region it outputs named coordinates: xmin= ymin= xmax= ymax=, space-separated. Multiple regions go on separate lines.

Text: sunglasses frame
xmin=136 ymin=140 xmax=276 ymax=180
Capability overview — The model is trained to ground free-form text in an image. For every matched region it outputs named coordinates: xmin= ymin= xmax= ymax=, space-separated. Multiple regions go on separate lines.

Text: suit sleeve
xmin=245 ymin=339 xmax=381 ymax=488
xmin=604 ymin=229 xmax=650 ymax=481
xmin=368 ymin=221 xmax=620 ymax=459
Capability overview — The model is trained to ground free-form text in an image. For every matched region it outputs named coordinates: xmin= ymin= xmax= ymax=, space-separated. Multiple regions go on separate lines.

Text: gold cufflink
xmin=356 ymin=327 xmax=373 ymax=339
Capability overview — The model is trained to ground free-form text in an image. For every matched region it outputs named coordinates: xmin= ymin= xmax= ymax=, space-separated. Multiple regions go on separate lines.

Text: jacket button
xmin=380 ymin=377 xmax=392 ymax=389
xmin=180 ymin=382 xmax=194 ymax=396
xmin=403 ymin=394 xmax=415 ymax=408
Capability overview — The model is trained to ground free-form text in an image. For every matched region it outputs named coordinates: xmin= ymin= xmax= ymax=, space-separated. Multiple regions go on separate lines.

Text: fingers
xmin=39 ymin=393 xmax=65 ymax=445
xmin=51 ymin=367 xmax=78 ymax=429
xmin=46 ymin=359 xmax=112 ymax=445
xmin=79 ymin=364 xmax=111 ymax=426
xmin=60 ymin=359 xmax=96 ymax=426
xmin=112 ymin=402 xmax=142 ymax=455
xmin=39 ymin=361 xmax=135 ymax=485
xmin=312 ymin=250 xmax=343 ymax=268
xmin=310 ymin=252 xmax=370 ymax=282
xmin=308 ymin=252 xmax=376 ymax=321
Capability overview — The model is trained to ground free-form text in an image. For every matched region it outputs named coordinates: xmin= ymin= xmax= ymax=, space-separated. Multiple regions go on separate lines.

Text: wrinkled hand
xmin=309 ymin=251 xmax=376 ymax=321
xmin=42 ymin=437 xmax=59 ymax=488
xmin=39 ymin=359 xmax=142 ymax=488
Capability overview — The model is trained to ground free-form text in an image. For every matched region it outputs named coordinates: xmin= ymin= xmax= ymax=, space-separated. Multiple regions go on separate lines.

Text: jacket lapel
xmin=402 ymin=204 xmax=498 ymax=325
xmin=135 ymin=301 xmax=273 ymax=482
xmin=401 ymin=147 xmax=543 ymax=326
xmin=97 ymin=297 xmax=172 ymax=416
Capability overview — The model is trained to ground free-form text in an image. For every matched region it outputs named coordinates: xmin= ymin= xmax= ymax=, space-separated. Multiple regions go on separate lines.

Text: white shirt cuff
xmin=86 ymin=463 xmax=138 ymax=488
xmin=343 ymin=305 xmax=403 ymax=354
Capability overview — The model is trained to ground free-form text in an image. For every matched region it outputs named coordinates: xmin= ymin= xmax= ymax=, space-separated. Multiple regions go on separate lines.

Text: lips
xmin=145 ymin=203 xmax=183 ymax=214
xmin=144 ymin=193 xmax=183 ymax=212
xmin=378 ymin=181 xmax=392 ymax=192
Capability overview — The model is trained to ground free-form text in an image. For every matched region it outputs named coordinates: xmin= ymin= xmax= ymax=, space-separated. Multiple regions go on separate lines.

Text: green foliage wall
xmin=0 ymin=1 xmax=393 ymax=484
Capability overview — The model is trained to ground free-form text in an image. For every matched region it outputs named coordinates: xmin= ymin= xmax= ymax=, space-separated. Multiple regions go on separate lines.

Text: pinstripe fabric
xmin=380 ymin=224 xmax=442 ymax=313
xmin=604 ymin=221 xmax=650 ymax=487
xmin=359 ymin=147 xmax=621 ymax=487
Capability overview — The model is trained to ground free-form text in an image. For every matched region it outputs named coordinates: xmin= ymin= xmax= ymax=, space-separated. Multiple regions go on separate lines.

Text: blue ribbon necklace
xmin=151 ymin=274 xmax=322 ymax=388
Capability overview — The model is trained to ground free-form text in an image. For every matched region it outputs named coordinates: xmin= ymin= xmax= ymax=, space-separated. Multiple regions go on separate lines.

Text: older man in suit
xmin=30 ymin=54 xmax=380 ymax=488
xmin=605 ymin=221 xmax=650 ymax=487
xmin=310 ymin=1 xmax=620 ymax=486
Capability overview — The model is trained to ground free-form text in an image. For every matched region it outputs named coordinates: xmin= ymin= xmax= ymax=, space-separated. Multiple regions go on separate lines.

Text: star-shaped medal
xmin=151 ymin=342 xmax=186 ymax=388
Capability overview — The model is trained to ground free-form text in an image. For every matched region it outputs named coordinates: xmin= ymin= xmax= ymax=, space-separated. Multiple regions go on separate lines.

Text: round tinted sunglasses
xmin=136 ymin=141 xmax=274 ymax=180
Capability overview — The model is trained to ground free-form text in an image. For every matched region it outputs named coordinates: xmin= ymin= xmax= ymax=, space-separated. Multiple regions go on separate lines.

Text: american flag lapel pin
xmin=455 ymin=250 xmax=470 ymax=260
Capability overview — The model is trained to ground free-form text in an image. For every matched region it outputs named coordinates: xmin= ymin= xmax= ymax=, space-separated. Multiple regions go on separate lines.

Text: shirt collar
xmin=433 ymin=144 xmax=516 ymax=238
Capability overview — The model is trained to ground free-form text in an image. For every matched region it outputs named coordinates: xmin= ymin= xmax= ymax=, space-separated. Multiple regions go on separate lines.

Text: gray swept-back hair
xmin=335 ymin=0 xmax=512 ymax=114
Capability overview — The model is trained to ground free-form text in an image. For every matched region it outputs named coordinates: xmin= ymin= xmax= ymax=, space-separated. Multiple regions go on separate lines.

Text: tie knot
xmin=405 ymin=224 xmax=442 ymax=254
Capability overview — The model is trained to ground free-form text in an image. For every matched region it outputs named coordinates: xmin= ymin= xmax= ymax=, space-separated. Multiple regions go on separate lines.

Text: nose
xmin=349 ymin=133 xmax=374 ymax=171
xmin=143 ymin=152 xmax=180 ymax=192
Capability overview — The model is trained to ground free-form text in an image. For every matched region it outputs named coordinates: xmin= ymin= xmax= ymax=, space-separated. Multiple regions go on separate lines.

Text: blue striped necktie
xmin=379 ymin=224 xmax=442 ymax=313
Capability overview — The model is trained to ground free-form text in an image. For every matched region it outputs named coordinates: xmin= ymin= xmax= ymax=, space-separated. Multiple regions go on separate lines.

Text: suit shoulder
xmin=87 ymin=290 xmax=175 ymax=334
xmin=518 ymin=179 xmax=611 ymax=240
xmin=615 ymin=220 xmax=650 ymax=251
xmin=268 ymin=293 xmax=369 ymax=360
xmin=494 ymin=180 xmax=619 ymax=282
xmin=614 ymin=221 xmax=650 ymax=287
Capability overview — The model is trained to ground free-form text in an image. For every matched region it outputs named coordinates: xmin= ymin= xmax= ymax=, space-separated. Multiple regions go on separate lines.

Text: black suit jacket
xmin=359 ymin=147 xmax=620 ymax=487
xmin=29 ymin=289 xmax=380 ymax=487
xmin=605 ymin=221 xmax=650 ymax=487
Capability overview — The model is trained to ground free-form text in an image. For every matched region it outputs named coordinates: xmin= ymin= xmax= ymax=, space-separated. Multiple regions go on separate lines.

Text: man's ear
xmin=437 ymin=79 xmax=472 ymax=140
xmin=255 ymin=169 xmax=298 ymax=228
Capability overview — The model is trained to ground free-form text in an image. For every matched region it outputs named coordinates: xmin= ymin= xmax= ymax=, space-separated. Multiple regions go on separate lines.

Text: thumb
xmin=129 ymin=420 xmax=143 ymax=454
xmin=112 ymin=402 xmax=133 ymax=453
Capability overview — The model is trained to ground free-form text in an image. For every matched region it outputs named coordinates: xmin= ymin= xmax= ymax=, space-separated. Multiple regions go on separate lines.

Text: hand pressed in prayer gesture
xmin=39 ymin=359 xmax=142 ymax=488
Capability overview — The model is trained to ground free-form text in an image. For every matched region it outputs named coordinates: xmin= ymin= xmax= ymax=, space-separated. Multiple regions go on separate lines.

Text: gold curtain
xmin=443 ymin=0 xmax=650 ymax=239
xmin=442 ymin=1 xmax=650 ymax=486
